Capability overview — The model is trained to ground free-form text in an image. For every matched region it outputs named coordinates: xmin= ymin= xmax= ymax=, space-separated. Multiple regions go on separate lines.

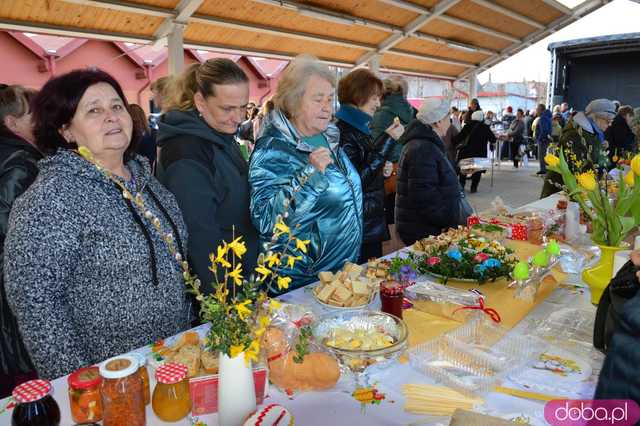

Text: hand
xmin=309 ymin=147 xmax=333 ymax=174
xmin=385 ymin=121 xmax=404 ymax=141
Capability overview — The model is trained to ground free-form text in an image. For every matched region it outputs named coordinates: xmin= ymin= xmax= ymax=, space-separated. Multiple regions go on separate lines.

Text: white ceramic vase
xmin=217 ymin=351 xmax=256 ymax=426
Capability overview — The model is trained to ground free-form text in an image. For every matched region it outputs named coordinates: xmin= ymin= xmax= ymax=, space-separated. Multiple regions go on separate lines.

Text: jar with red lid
xmin=152 ymin=362 xmax=191 ymax=422
xmin=68 ymin=366 xmax=103 ymax=424
xmin=131 ymin=352 xmax=150 ymax=405
xmin=99 ymin=355 xmax=145 ymax=426
xmin=11 ymin=379 xmax=60 ymax=426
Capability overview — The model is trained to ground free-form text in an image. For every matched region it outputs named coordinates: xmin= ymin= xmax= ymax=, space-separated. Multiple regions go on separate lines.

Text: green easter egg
xmin=546 ymin=240 xmax=561 ymax=256
xmin=513 ymin=261 xmax=530 ymax=280
xmin=532 ymin=250 xmax=549 ymax=267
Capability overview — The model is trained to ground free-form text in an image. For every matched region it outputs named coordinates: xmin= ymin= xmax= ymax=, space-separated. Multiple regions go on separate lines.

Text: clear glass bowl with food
xmin=312 ymin=310 xmax=408 ymax=387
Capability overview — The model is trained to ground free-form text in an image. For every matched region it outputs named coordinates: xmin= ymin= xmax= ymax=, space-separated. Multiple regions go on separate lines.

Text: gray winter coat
xmin=4 ymin=150 xmax=192 ymax=379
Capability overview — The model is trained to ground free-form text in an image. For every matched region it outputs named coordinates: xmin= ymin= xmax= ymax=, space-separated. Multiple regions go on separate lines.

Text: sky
xmin=477 ymin=0 xmax=640 ymax=84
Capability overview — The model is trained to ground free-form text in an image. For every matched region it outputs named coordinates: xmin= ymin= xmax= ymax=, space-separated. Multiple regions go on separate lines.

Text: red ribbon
xmin=267 ymin=315 xmax=312 ymax=362
xmin=452 ymin=298 xmax=501 ymax=323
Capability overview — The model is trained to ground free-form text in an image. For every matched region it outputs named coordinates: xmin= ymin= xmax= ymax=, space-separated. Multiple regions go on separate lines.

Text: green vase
xmin=582 ymin=245 xmax=626 ymax=305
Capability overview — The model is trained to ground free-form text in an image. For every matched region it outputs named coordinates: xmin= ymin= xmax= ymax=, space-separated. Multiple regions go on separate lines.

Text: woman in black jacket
xmin=335 ymin=69 xmax=403 ymax=262
xmin=395 ymin=98 xmax=463 ymax=246
xmin=156 ymin=59 xmax=258 ymax=293
xmin=455 ymin=110 xmax=496 ymax=193
xmin=0 ymin=85 xmax=42 ymax=397
xmin=605 ymin=105 xmax=636 ymax=163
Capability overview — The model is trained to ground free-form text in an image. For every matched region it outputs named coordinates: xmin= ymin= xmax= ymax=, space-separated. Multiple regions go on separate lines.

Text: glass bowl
xmin=312 ymin=310 xmax=408 ymax=387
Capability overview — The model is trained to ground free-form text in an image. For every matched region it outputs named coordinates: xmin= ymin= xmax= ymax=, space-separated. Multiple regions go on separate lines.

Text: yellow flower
xmin=632 ymin=155 xmax=640 ymax=176
xmin=277 ymin=276 xmax=292 ymax=291
xmin=295 ymin=238 xmax=311 ymax=254
xmin=255 ymin=264 xmax=272 ymax=281
xmin=214 ymin=283 xmax=228 ymax=304
xmin=286 ymin=254 xmax=303 ymax=269
xmin=230 ymin=344 xmax=245 ymax=359
xmin=269 ymin=299 xmax=282 ymax=311
xmin=265 ymin=253 xmax=281 ymax=268
xmin=228 ymin=263 xmax=244 ymax=286
xmin=274 ymin=220 xmax=290 ymax=236
xmin=244 ymin=340 xmax=260 ymax=365
xmin=228 ymin=237 xmax=247 ymax=258
xmin=215 ymin=244 xmax=231 ymax=268
xmin=258 ymin=315 xmax=270 ymax=329
xmin=235 ymin=300 xmax=252 ymax=321
xmin=625 ymin=171 xmax=635 ymax=187
xmin=576 ymin=171 xmax=597 ymax=191
xmin=544 ymin=153 xmax=560 ymax=168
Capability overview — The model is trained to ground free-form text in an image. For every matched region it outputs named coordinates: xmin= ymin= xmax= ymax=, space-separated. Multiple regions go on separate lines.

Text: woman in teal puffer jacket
xmin=249 ymin=56 xmax=363 ymax=294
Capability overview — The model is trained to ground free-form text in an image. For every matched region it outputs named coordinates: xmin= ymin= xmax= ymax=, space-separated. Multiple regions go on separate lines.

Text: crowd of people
xmin=0 ymin=54 xmax=638 ymax=403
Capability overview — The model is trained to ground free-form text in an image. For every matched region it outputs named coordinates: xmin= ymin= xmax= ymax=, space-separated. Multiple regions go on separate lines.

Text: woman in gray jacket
xmin=4 ymin=69 xmax=192 ymax=379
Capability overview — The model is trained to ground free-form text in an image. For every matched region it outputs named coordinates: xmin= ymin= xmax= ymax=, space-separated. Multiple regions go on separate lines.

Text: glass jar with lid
xmin=131 ymin=352 xmax=150 ymax=405
xmin=99 ymin=354 xmax=145 ymax=426
xmin=152 ymin=362 xmax=192 ymax=422
xmin=11 ymin=379 xmax=61 ymax=426
xmin=68 ymin=366 xmax=103 ymax=424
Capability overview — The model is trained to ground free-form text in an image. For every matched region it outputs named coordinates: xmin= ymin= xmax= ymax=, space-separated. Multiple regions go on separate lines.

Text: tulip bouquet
xmin=544 ymin=151 xmax=640 ymax=246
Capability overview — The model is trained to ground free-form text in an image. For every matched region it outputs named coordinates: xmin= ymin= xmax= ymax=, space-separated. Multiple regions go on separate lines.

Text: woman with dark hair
xmin=335 ymin=69 xmax=403 ymax=262
xmin=4 ymin=69 xmax=191 ymax=379
xmin=0 ymin=85 xmax=41 ymax=397
xmin=156 ymin=59 xmax=258 ymax=293
xmin=129 ymin=103 xmax=157 ymax=169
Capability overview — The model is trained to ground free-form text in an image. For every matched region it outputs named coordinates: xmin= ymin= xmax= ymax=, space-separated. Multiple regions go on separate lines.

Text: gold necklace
xmin=76 ymin=147 xmax=200 ymax=289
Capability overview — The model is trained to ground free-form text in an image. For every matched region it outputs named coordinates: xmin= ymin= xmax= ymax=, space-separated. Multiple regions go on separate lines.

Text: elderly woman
xmin=249 ymin=55 xmax=363 ymax=292
xmin=396 ymin=98 xmax=468 ymax=245
xmin=0 ymin=85 xmax=41 ymax=396
xmin=335 ymin=69 xmax=403 ymax=263
xmin=541 ymin=98 xmax=615 ymax=198
xmin=5 ymin=69 xmax=191 ymax=379
xmin=156 ymin=59 xmax=258 ymax=293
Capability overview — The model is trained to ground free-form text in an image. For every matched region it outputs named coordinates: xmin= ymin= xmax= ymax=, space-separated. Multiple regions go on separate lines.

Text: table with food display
xmin=0 ymin=193 xmax=615 ymax=426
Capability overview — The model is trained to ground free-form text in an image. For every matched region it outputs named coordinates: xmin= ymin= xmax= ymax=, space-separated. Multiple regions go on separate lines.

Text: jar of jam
xmin=380 ymin=280 xmax=404 ymax=319
xmin=131 ymin=353 xmax=150 ymax=405
xmin=152 ymin=362 xmax=191 ymax=422
xmin=68 ymin=367 xmax=103 ymax=424
xmin=11 ymin=379 xmax=60 ymax=426
xmin=99 ymin=355 xmax=145 ymax=426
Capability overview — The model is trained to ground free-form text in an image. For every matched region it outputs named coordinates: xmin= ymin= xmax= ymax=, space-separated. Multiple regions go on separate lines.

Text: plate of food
xmin=312 ymin=262 xmax=378 ymax=309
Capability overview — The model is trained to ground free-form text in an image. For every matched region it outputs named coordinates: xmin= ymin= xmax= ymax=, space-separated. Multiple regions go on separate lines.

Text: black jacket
xmin=395 ymin=120 xmax=462 ymax=245
xmin=156 ymin=110 xmax=258 ymax=294
xmin=0 ymin=130 xmax=42 ymax=381
xmin=455 ymin=120 xmax=496 ymax=160
xmin=336 ymin=118 xmax=394 ymax=244
xmin=605 ymin=114 xmax=636 ymax=160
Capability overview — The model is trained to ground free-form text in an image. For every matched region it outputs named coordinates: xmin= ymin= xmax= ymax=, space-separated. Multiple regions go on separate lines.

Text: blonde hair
xmin=382 ymin=75 xmax=409 ymax=97
xmin=272 ymin=54 xmax=335 ymax=119
xmin=164 ymin=59 xmax=248 ymax=111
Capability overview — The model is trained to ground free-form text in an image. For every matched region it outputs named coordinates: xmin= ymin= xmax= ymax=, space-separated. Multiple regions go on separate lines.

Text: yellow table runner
xmin=404 ymin=240 xmax=567 ymax=348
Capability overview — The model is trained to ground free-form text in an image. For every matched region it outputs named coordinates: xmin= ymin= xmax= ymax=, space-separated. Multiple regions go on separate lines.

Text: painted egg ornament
xmin=474 ymin=253 xmax=490 ymax=263
xmin=513 ymin=261 xmax=530 ymax=281
xmin=243 ymin=404 xmax=294 ymax=426
xmin=474 ymin=264 xmax=486 ymax=274
xmin=427 ymin=256 xmax=441 ymax=266
xmin=546 ymin=240 xmax=561 ymax=257
xmin=483 ymin=258 xmax=502 ymax=268
xmin=532 ymin=251 xmax=549 ymax=268
xmin=447 ymin=248 xmax=462 ymax=261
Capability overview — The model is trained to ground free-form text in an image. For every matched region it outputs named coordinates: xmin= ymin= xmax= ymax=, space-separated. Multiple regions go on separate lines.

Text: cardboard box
xmin=189 ymin=367 xmax=269 ymax=415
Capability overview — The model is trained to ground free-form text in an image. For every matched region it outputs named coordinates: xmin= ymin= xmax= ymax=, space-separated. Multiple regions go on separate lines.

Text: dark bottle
xmin=11 ymin=379 xmax=61 ymax=426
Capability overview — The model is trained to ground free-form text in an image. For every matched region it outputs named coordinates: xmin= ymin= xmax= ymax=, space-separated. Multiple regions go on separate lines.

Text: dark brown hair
xmin=338 ymin=69 xmax=383 ymax=107
xmin=128 ymin=103 xmax=150 ymax=134
xmin=0 ymin=85 xmax=37 ymax=134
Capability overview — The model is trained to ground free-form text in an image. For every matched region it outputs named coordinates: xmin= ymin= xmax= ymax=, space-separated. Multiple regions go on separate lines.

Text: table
xmin=0 ymin=195 xmax=604 ymax=426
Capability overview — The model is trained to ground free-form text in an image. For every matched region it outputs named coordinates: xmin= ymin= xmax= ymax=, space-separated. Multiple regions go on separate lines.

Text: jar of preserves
xmin=68 ymin=367 xmax=103 ymax=424
xmin=152 ymin=362 xmax=191 ymax=422
xmin=11 ymin=379 xmax=60 ymax=426
xmin=131 ymin=353 xmax=150 ymax=405
xmin=99 ymin=355 xmax=145 ymax=426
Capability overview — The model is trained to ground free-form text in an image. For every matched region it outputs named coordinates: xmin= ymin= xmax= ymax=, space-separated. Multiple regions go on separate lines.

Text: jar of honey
xmin=11 ymin=379 xmax=60 ymax=426
xmin=131 ymin=353 xmax=150 ymax=405
xmin=99 ymin=355 xmax=145 ymax=426
xmin=152 ymin=362 xmax=191 ymax=422
xmin=68 ymin=366 xmax=103 ymax=424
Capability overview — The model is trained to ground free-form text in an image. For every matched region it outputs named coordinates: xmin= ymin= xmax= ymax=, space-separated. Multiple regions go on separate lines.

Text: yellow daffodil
xmin=632 ymin=155 xmax=640 ymax=175
xmin=215 ymin=244 xmax=231 ymax=268
xmin=230 ymin=344 xmax=245 ymax=359
xmin=295 ymin=238 xmax=311 ymax=254
xmin=265 ymin=252 xmax=281 ymax=268
xmin=244 ymin=340 xmax=260 ymax=365
xmin=228 ymin=237 xmax=247 ymax=258
xmin=228 ymin=263 xmax=244 ymax=286
xmin=625 ymin=171 xmax=635 ymax=187
xmin=269 ymin=299 xmax=282 ymax=311
xmin=274 ymin=220 xmax=290 ymax=236
xmin=576 ymin=171 xmax=597 ymax=191
xmin=235 ymin=300 xmax=252 ymax=321
xmin=277 ymin=276 xmax=292 ymax=291
xmin=286 ymin=254 xmax=303 ymax=269
xmin=255 ymin=264 xmax=272 ymax=281
xmin=544 ymin=153 xmax=560 ymax=168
